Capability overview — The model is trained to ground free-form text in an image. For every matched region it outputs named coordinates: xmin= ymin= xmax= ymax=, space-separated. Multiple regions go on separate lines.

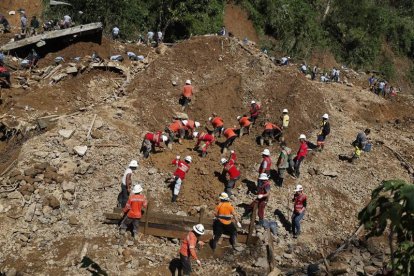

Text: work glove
xmin=257 ymin=194 xmax=264 ymax=199
xmin=237 ymin=222 xmax=242 ymax=228
xmin=176 ymin=155 xmax=180 ymax=160
xmin=196 ymin=260 xmax=202 ymax=266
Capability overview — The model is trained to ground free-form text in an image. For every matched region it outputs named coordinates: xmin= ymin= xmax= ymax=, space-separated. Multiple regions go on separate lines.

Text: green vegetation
xmin=359 ymin=180 xmax=414 ymax=275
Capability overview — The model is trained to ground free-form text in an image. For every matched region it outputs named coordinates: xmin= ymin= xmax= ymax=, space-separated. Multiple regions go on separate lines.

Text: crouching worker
xmin=140 ymin=131 xmax=168 ymax=158
xmin=120 ymin=184 xmax=147 ymax=240
xmin=179 ymin=224 xmax=205 ymax=276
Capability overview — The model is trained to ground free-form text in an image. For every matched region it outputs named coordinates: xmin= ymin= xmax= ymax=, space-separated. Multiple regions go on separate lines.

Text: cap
xmin=193 ymin=131 xmax=199 ymax=137
xmin=132 ymin=184 xmax=143 ymax=194
xmin=220 ymin=158 xmax=227 ymax=164
xmin=193 ymin=224 xmax=205 ymax=235
xmin=195 ymin=121 xmax=201 ymax=128
xmin=262 ymin=149 xmax=270 ymax=156
xmin=185 ymin=80 xmax=191 ymax=85
xmin=283 ymin=108 xmax=288 ymax=113
xmin=184 ymin=156 xmax=192 ymax=163
xmin=208 ymin=117 xmax=212 ymax=121
xmin=219 ymin=192 xmax=229 ymax=200
xmin=237 ymin=116 xmax=241 ymax=120
xmin=259 ymin=173 xmax=269 ymax=180
xmin=182 ymin=120 xmax=188 ymax=125
xmin=294 ymin=184 xmax=303 ymax=192
xmin=251 ymin=100 xmax=256 ymax=104
xmin=129 ymin=160 xmax=138 ymax=168
xmin=299 ymin=134 xmax=306 ymax=140
xmin=161 ymin=135 xmax=168 ymax=142
xmin=322 ymin=113 xmax=329 ymax=119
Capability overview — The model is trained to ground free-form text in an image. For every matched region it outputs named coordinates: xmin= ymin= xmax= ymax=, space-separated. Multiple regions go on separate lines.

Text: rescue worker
xmin=118 ymin=160 xmax=138 ymax=208
xmin=209 ymin=115 xmax=224 ymax=137
xmin=112 ymin=26 xmax=120 ymax=40
xmin=351 ymin=128 xmax=371 ymax=163
xmin=182 ymin=119 xmax=200 ymax=138
xmin=261 ymin=121 xmax=282 ymax=145
xmin=281 ymin=109 xmax=289 ymax=129
xmin=237 ymin=115 xmax=251 ymax=136
xmin=243 ymin=173 xmax=271 ymax=225
xmin=317 ymin=114 xmax=330 ymax=151
xmin=29 ymin=16 xmax=40 ymax=36
xmin=193 ymin=131 xmax=215 ymax=157
xmin=166 ymin=120 xmax=185 ymax=146
xmin=276 ymin=142 xmax=292 ymax=186
xmin=293 ymin=134 xmax=308 ymax=178
xmin=180 ymin=80 xmax=193 ymax=110
xmin=258 ymin=149 xmax=272 ymax=177
xmin=249 ymin=101 xmax=261 ymax=124
xmin=179 ymin=224 xmax=205 ymax=276
xmin=211 ymin=192 xmax=241 ymax=251
xmin=140 ymin=131 xmax=169 ymax=158
xmin=222 ymin=126 xmax=237 ymax=153
xmin=292 ymin=185 xmax=307 ymax=238
xmin=120 ymin=184 xmax=147 ymax=240
xmin=220 ymin=151 xmax=240 ymax=197
xmin=170 ymin=155 xmax=192 ymax=202
xmin=0 ymin=63 xmax=11 ymax=87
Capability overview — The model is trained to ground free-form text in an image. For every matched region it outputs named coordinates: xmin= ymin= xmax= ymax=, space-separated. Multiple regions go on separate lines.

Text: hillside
xmin=0 ymin=33 xmax=413 ymax=275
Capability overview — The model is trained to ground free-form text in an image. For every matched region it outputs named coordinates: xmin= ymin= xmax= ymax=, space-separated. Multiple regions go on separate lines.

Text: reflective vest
xmin=239 ymin=117 xmax=251 ymax=127
xmin=257 ymin=180 xmax=271 ymax=200
xmin=172 ymin=159 xmax=190 ymax=180
xmin=223 ymin=128 xmax=237 ymax=139
xmin=293 ymin=193 xmax=307 ymax=213
xmin=182 ymin=85 xmax=193 ymax=98
xmin=211 ymin=117 xmax=224 ymax=128
xmin=123 ymin=194 xmax=147 ymax=219
xmin=145 ymin=131 xmax=162 ymax=146
xmin=179 ymin=231 xmax=198 ymax=259
xmin=215 ymin=202 xmax=234 ymax=225
xmin=259 ymin=156 xmax=272 ymax=173
xmin=169 ymin=120 xmax=184 ymax=133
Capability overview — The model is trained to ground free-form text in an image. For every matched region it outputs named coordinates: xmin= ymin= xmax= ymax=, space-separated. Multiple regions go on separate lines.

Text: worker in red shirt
xmin=180 ymin=79 xmax=193 ymax=110
xmin=243 ymin=173 xmax=271 ymax=225
xmin=140 ymin=131 xmax=168 ymax=158
xmin=220 ymin=150 xmax=240 ymax=198
xmin=222 ymin=126 xmax=237 ymax=153
xmin=261 ymin=121 xmax=282 ymax=146
xmin=193 ymin=131 xmax=215 ymax=157
xmin=209 ymin=114 xmax=224 ymax=137
xmin=237 ymin=115 xmax=251 ymax=136
xmin=291 ymin=185 xmax=307 ymax=238
xmin=170 ymin=155 xmax=192 ymax=202
xmin=259 ymin=149 xmax=272 ymax=177
xmin=120 ymin=184 xmax=148 ymax=240
xmin=166 ymin=120 xmax=185 ymax=146
xmin=293 ymin=134 xmax=308 ymax=178
xmin=182 ymin=119 xmax=200 ymax=138
xmin=0 ymin=63 xmax=11 ymax=88
xmin=179 ymin=224 xmax=205 ymax=275
xmin=249 ymin=100 xmax=261 ymax=124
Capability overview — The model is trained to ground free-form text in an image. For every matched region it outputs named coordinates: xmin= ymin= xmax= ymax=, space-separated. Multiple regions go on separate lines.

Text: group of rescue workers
xmin=116 ymin=80 xmax=372 ymax=275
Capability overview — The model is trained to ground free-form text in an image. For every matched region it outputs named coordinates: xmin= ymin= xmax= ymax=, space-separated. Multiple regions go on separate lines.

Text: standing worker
xmin=249 ymin=101 xmax=261 ymax=124
xmin=193 ymin=131 xmax=215 ymax=157
xmin=317 ymin=114 xmax=330 ymax=151
xmin=291 ymin=185 xmax=307 ymax=238
xmin=112 ymin=26 xmax=120 ymax=40
xmin=29 ymin=16 xmax=40 ymax=36
xmin=211 ymin=192 xmax=241 ymax=251
xmin=20 ymin=12 xmax=28 ymax=34
xmin=118 ymin=160 xmax=138 ymax=208
xmin=281 ymin=109 xmax=289 ymax=129
xmin=140 ymin=131 xmax=168 ymax=158
xmin=276 ymin=142 xmax=292 ymax=186
xmin=220 ymin=150 xmax=240 ymax=198
xmin=179 ymin=224 xmax=205 ymax=276
xmin=180 ymin=80 xmax=193 ymax=110
xmin=293 ymin=134 xmax=308 ymax=178
xmin=170 ymin=155 xmax=192 ymax=202
xmin=243 ymin=173 xmax=271 ymax=225
xmin=222 ymin=126 xmax=237 ymax=153
xmin=120 ymin=184 xmax=147 ymax=240
xmin=258 ymin=149 xmax=272 ymax=177
xmin=209 ymin=114 xmax=224 ymax=137
xmin=237 ymin=115 xmax=251 ymax=136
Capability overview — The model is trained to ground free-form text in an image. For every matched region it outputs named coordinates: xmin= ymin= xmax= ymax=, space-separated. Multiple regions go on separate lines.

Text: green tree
xmin=358 ymin=180 xmax=414 ymax=275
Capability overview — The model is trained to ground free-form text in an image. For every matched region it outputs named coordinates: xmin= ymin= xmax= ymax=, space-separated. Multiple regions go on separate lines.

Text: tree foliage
xmin=358 ymin=180 xmax=414 ymax=275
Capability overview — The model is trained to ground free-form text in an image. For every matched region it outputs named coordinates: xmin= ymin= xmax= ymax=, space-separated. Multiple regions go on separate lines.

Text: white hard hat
xmin=129 ymin=160 xmax=138 ymax=168
xmin=299 ymin=134 xmax=306 ymax=140
xmin=294 ymin=184 xmax=303 ymax=192
xmin=185 ymin=79 xmax=191 ymax=85
xmin=161 ymin=135 xmax=168 ymax=142
xmin=182 ymin=120 xmax=188 ymax=125
xmin=193 ymin=131 xmax=199 ymax=137
xmin=322 ymin=113 xmax=329 ymax=119
xmin=193 ymin=224 xmax=205 ymax=235
xmin=237 ymin=116 xmax=241 ymax=120
xmin=132 ymin=184 xmax=143 ymax=194
xmin=262 ymin=149 xmax=270 ymax=156
xmin=208 ymin=117 xmax=212 ymax=121
xmin=194 ymin=121 xmax=201 ymax=128
xmin=251 ymin=100 xmax=256 ymax=104
xmin=184 ymin=156 xmax=192 ymax=163
xmin=219 ymin=192 xmax=229 ymax=200
xmin=220 ymin=158 xmax=228 ymax=164
xmin=283 ymin=108 xmax=288 ymax=113
xmin=259 ymin=173 xmax=269 ymax=180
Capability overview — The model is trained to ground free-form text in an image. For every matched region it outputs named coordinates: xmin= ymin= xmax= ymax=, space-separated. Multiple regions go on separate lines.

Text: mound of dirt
xmin=224 ymin=3 xmax=259 ymax=43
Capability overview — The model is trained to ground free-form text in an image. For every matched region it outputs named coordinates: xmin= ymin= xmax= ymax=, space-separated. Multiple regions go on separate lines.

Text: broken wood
xmin=43 ymin=64 xmax=62 ymax=79
xmin=86 ymin=114 xmax=97 ymax=141
xmin=266 ymin=228 xmax=275 ymax=273
xmin=0 ymin=159 xmax=18 ymax=177
xmin=144 ymin=198 xmax=152 ymax=235
xmin=247 ymin=202 xmax=258 ymax=245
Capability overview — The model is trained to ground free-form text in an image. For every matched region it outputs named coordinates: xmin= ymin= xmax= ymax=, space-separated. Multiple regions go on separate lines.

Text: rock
xmin=52 ymin=73 xmax=68 ymax=82
xmin=73 ymin=145 xmax=88 ymax=156
xmin=218 ymin=56 xmax=223 ymax=61
xmin=330 ymin=262 xmax=349 ymax=275
xmin=283 ymin=253 xmax=293 ymax=259
xmin=172 ymin=80 xmax=177 ymax=86
xmin=42 ymin=205 xmax=52 ymax=216
xmin=34 ymin=162 xmax=49 ymax=171
xmin=9 ymin=170 xmax=22 ymax=177
xmin=346 ymin=83 xmax=354 ymax=87
xmin=91 ymin=130 xmax=103 ymax=139
xmin=364 ymin=265 xmax=378 ymax=275
xmin=58 ymin=160 xmax=77 ymax=177
xmin=69 ymin=215 xmax=79 ymax=225
xmin=321 ymin=170 xmax=339 ymax=177
xmin=25 ymin=203 xmax=36 ymax=222
xmin=268 ymin=268 xmax=283 ymax=276
xmin=24 ymin=167 xmax=42 ymax=177
xmin=173 ymin=112 xmax=188 ymax=120
xmin=148 ymin=168 xmax=157 ymax=175
xmin=58 ymin=129 xmax=75 ymax=139
xmin=65 ymin=67 xmax=78 ymax=74
xmin=155 ymin=44 xmax=168 ymax=55
xmin=5 ymin=268 xmax=17 ymax=276
xmin=305 ymin=74 xmax=312 ymax=79
xmin=254 ymin=257 xmax=268 ymax=268
xmin=76 ymin=161 xmax=90 ymax=175
xmin=47 ymin=195 xmax=60 ymax=209
xmin=62 ymin=181 xmax=76 ymax=194
xmin=7 ymin=191 xmax=22 ymax=199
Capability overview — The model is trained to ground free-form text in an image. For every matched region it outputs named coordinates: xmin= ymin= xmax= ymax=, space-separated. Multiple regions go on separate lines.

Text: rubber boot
xmin=259 ymin=137 xmax=264 ymax=146
xmin=201 ymin=151 xmax=207 ymax=158
xmin=172 ymin=195 xmax=177 ymax=202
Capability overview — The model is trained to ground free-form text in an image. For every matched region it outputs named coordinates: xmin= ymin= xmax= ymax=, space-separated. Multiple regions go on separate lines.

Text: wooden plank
xmin=247 ymin=202 xmax=258 ymax=245
xmin=198 ymin=208 xmax=205 ymax=223
xmin=144 ymin=199 xmax=152 ymax=234
xmin=266 ymin=228 xmax=274 ymax=273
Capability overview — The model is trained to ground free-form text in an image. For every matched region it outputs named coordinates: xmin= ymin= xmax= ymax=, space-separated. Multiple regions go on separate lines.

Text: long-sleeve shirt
xmin=123 ymin=194 xmax=147 ymax=218
xmin=179 ymin=231 xmax=199 ymax=260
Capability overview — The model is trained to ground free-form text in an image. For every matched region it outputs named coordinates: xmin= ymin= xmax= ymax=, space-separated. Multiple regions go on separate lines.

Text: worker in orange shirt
xmin=120 ymin=184 xmax=147 ymax=240
xmin=180 ymin=79 xmax=193 ymax=110
xmin=237 ymin=115 xmax=251 ymax=136
xmin=260 ymin=121 xmax=282 ymax=146
xmin=211 ymin=192 xmax=241 ymax=251
xmin=179 ymin=224 xmax=205 ymax=275
xmin=165 ymin=120 xmax=185 ymax=146
xmin=209 ymin=114 xmax=224 ymax=137
xmin=182 ymin=119 xmax=201 ymax=138
xmin=193 ymin=131 xmax=215 ymax=157
xmin=222 ymin=126 xmax=237 ymax=153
